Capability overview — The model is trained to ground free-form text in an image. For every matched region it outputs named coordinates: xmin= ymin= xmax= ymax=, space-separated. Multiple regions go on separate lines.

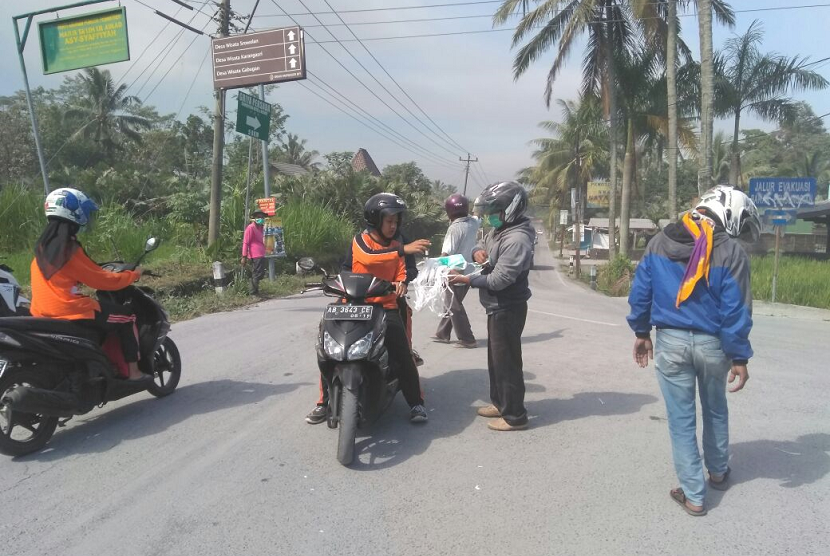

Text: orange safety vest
xmin=349 ymin=232 xmax=405 ymax=310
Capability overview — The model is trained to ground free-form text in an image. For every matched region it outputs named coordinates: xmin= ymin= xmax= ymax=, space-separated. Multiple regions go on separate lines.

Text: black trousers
xmin=250 ymin=257 xmax=266 ymax=294
xmin=318 ymin=308 xmax=423 ymax=408
xmin=76 ymin=300 xmax=140 ymax=363
xmin=487 ymin=302 xmax=528 ymax=425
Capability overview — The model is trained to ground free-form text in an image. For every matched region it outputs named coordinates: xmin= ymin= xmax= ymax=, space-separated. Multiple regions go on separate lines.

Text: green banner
xmin=236 ymin=92 xmax=272 ymax=141
xmin=39 ymin=7 xmax=130 ymax=75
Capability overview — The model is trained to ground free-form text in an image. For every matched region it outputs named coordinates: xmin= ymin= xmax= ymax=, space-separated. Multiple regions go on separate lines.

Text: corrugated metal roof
xmin=588 ymin=218 xmax=670 ymax=230
xmin=270 ymin=162 xmax=309 ymax=176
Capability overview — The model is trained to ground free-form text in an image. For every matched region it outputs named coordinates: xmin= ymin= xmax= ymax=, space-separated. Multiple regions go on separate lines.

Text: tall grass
xmin=280 ymin=200 xmax=356 ymax=268
xmin=751 ymin=256 xmax=830 ymax=309
xmin=0 ymin=185 xmax=42 ymax=255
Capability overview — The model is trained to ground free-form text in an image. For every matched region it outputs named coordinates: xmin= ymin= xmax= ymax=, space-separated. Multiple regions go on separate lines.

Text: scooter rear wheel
xmin=147 ymin=338 xmax=181 ymax=398
xmin=337 ymin=386 xmax=359 ymax=466
xmin=0 ymin=370 xmax=59 ymax=457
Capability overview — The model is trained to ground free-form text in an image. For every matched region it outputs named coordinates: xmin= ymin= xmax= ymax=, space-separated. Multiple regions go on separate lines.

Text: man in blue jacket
xmin=627 ymin=185 xmax=761 ymax=516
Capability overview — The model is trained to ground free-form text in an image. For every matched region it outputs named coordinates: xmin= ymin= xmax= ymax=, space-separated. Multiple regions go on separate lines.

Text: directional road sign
xmin=211 ymin=26 xmax=306 ymax=90
xmin=236 ymin=92 xmax=271 ymax=141
xmin=764 ymin=209 xmax=798 ymax=226
xmin=749 ymin=177 xmax=816 ymax=209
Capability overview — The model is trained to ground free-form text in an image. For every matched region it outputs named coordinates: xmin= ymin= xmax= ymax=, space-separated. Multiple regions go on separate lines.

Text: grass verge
xmin=751 ymin=256 xmax=830 ymax=309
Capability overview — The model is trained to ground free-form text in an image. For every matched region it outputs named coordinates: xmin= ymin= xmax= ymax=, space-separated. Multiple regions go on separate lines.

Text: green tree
xmin=63 ymin=68 xmax=152 ymax=160
xmin=715 ymin=20 xmax=829 ymax=186
xmin=277 ymin=133 xmax=320 ymax=170
xmin=527 ymin=96 xmax=607 ymax=225
xmin=494 ymin=0 xmax=635 ymax=257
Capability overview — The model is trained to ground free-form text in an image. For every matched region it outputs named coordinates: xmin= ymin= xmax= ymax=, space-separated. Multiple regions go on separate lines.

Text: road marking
xmin=528 ymin=308 xmax=621 ymax=327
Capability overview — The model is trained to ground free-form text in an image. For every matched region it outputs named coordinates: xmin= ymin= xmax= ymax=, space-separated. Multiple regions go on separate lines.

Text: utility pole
xmin=460 ymin=153 xmax=478 ymax=197
xmin=208 ymin=0 xmax=231 ymax=247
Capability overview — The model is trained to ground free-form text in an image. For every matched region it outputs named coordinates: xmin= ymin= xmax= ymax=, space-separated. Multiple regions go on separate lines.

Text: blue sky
xmin=3 ymin=0 xmax=829 ymax=197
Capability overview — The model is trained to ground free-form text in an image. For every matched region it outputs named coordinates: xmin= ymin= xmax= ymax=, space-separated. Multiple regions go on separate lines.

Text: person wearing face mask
xmin=449 ymin=182 xmax=534 ymax=431
xmin=241 ymin=210 xmax=267 ymax=295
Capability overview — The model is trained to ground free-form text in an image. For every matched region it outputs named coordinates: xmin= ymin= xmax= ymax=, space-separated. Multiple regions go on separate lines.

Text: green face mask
xmin=255 ymin=218 xmax=265 ymax=225
xmin=486 ymin=214 xmax=503 ymax=228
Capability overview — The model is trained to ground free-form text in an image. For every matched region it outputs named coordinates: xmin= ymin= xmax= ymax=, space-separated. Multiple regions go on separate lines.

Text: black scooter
xmin=0 ymin=238 xmax=181 ymax=457
xmin=304 ymin=266 xmax=399 ymax=466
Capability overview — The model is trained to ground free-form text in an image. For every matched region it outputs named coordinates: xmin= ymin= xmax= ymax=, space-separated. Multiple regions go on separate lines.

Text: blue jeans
xmin=655 ymin=329 xmax=731 ymax=506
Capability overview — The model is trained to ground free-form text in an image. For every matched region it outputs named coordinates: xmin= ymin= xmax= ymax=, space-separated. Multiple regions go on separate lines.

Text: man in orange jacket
xmin=29 ymin=188 xmax=146 ymax=381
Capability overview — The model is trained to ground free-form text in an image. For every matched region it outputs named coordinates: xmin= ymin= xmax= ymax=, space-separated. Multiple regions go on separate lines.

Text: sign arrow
xmin=288 ymin=44 xmax=296 ymax=55
xmin=287 ymin=30 xmax=295 ymax=41
xmin=246 ymin=115 xmax=261 ymax=130
xmin=289 ymin=58 xmax=297 ymax=69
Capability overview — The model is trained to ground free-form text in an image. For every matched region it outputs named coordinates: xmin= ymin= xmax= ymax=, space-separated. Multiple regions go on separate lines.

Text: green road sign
xmin=38 ymin=7 xmax=130 ymax=75
xmin=236 ymin=92 xmax=272 ymax=141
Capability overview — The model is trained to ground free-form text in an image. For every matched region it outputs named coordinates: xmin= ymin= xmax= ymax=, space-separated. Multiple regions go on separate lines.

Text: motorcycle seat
xmin=0 ymin=317 xmax=103 ymax=343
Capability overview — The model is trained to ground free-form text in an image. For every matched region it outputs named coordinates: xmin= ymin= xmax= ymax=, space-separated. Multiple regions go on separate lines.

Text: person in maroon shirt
xmin=241 ymin=210 xmax=267 ymax=295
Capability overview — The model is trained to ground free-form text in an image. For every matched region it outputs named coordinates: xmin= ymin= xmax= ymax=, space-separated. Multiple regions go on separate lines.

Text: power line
xmin=261 ymin=2 xmax=830 ymax=45
xmin=261 ymin=1 xmax=505 ymax=17
xmin=320 ymin=0 xmax=470 ymax=156
xmin=266 ymin=0 xmax=464 ymax=168
xmin=297 ymin=80 xmax=462 ymax=171
xmin=290 ymin=0 xmax=463 ymax=160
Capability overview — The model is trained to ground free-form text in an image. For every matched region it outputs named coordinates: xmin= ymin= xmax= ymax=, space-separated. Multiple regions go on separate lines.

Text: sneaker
xmin=410 ymin=405 xmax=428 ymax=423
xmin=412 ymin=350 xmax=424 ymax=367
xmin=455 ymin=339 xmax=477 ymax=349
xmin=431 ymin=336 xmax=451 ymax=344
xmin=305 ymin=405 xmax=327 ymax=425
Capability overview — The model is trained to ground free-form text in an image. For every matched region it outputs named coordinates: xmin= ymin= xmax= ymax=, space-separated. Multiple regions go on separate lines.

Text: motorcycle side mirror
xmin=145 ymin=237 xmax=160 ymax=252
xmin=297 ymin=257 xmax=315 ymax=271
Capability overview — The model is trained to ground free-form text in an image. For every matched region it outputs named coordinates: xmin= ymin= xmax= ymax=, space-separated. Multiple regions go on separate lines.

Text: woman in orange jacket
xmin=29 ymin=188 xmax=146 ymax=381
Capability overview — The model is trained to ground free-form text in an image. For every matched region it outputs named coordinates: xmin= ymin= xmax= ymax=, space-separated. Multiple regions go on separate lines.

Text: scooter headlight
xmin=323 ymin=331 xmax=344 ymax=361
xmin=347 ymin=331 xmax=373 ymax=361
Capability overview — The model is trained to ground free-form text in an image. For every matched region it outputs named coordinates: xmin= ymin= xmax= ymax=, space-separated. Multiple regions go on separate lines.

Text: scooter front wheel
xmin=0 ymin=370 xmax=59 ymax=457
xmin=337 ymin=386 xmax=358 ymax=466
xmin=147 ymin=338 xmax=181 ymax=398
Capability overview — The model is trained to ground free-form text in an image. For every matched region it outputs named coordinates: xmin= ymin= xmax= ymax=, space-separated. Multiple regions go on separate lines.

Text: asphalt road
xmin=2 ymin=240 xmax=828 ymax=556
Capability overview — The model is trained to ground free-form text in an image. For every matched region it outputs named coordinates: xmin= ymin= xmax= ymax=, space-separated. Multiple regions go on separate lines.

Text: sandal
xmin=670 ymin=488 xmax=707 ymax=516
xmin=708 ymin=467 xmax=731 ymax=491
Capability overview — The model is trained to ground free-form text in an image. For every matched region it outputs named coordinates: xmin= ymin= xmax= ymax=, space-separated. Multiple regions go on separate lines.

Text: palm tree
xmin=494 ymin=0 xmax=636 ymax=258
xmin=277 ymin=133 xmax=320 ymax=170
xmin=715 ymin=20 xmax=829 ymax=186
xmin=712 ymin=130 xmax=731 ymax=183
xmin=615 ymin=47 xmax=699 ymax=254
xmin=64 ymin=67 xmax=151 ymax=157
xmin=633 ymin=0 xmax=733 ymax=218
xmin=527 ymin=96 xmax=607 ymax=243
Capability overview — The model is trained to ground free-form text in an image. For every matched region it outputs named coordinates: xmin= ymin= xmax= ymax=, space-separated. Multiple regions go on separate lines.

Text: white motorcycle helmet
xmin=44 ymin=187 xmax=99 ymax=229
xmin=694 ymin=185 xmax=761 ymax=242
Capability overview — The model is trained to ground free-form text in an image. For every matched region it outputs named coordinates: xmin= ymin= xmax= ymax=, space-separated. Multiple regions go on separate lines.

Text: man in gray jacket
xmin=450 ymin=181 xmax=534 ymax=431
xmin=433 ymin=193 xmax=480 ymax=348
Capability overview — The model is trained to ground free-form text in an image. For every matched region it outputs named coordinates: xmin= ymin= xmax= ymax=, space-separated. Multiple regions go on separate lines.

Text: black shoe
xmin=410 ymin=405 xmax=428 ymax=423
xmin=305 ymin=405 xmax=327 ymax=424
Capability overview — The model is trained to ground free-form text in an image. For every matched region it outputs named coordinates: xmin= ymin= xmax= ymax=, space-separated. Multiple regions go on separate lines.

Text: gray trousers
xmin=435 ymin=284 xmax=475 ymax=343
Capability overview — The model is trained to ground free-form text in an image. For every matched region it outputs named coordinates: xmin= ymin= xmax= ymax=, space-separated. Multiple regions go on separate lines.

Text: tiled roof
xmin=351 ymin=148 xmax=381 ymax=177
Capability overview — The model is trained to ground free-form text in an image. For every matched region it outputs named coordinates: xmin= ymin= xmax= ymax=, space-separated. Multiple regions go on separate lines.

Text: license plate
xmin=324 ymin=305 xmax=373 ymax=321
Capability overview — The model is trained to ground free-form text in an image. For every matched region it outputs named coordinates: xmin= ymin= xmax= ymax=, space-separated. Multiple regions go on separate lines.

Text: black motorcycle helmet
xmin=363 ymin=193 xmax=407 ymax=239
xmin=478 ymin=181 xmax=528 ymax=224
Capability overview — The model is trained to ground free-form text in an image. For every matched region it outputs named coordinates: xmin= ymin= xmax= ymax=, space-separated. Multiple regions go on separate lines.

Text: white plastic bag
xmin=408 ymin=258 xmax=481 ymax=317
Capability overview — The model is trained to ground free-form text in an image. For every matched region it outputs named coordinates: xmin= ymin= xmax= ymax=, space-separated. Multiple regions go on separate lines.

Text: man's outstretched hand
xmin=404 ymin=239 xmax=430 ymax=255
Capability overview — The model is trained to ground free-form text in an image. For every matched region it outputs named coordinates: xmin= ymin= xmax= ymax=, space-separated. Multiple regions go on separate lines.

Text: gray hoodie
xmin=469 ymin=218 xmax=535 ymax=314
